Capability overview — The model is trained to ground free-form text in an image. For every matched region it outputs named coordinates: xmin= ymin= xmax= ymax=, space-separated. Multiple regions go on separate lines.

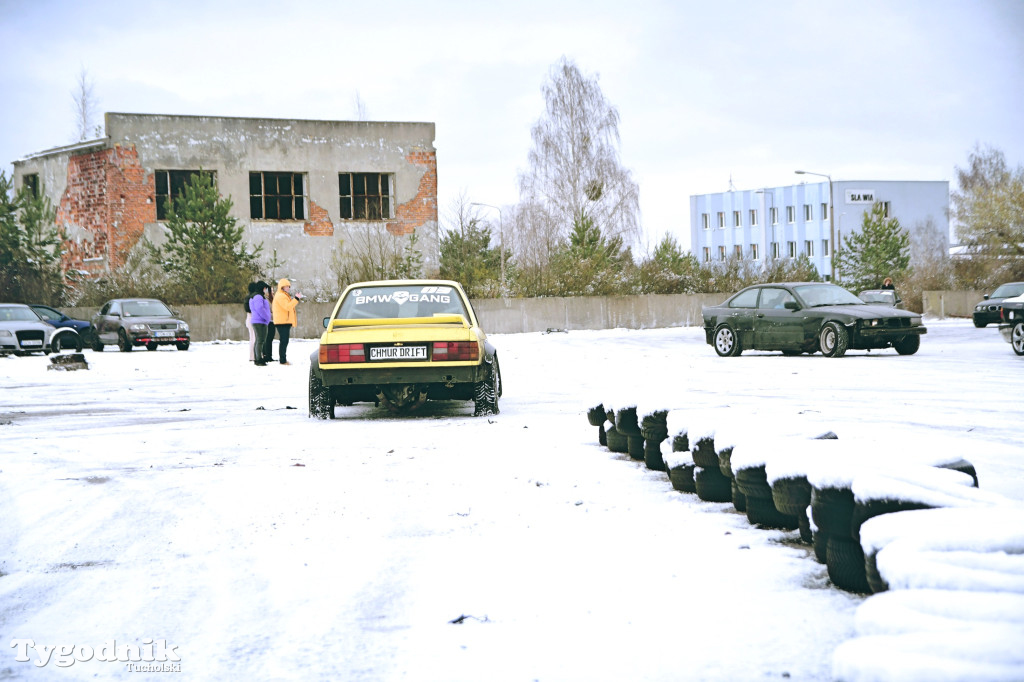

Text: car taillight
xmin=432 ymin=341 xmax=479 ymax=361
xmin=320 ymin=343 xmax=365 ymax=364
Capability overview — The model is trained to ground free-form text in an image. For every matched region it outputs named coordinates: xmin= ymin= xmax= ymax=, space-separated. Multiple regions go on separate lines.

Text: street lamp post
xmin=469 ymin=202 xmax=505 ymax=295
xmin=795 ymin=170 xmax=834 ymax=281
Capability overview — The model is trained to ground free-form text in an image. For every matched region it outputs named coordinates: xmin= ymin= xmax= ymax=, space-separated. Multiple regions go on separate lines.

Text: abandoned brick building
xmin=11 ymin=112 xmax=439 ymax=289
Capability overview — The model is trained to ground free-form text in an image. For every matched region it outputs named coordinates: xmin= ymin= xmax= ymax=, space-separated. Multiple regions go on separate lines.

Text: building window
xmin=770 ymin=207 xmax=778 ymax=225
xmin=703 ymin=247 xmax=710 ymax=262
xmin=880 ymin=201 xmax=891 ymax=218
xmin=786 ymin=206 xmax=796 ymax=223
xmin=734 ymin=245 xmax=743 ymax=258
xmin=21 ymin=173 xmax=39 ymax=199
xmin=340 ymin=173 xmax=393 ymax=220
xmin=702 ymin=213 xmax=710 ymax=230
xmin=771 ymin=242 xmax=780 ymax=259
xmin=733 ymin=210 xmax=741 ymax=227
xmin=805 ymin=240 xmax=814 ymax=256
xmin=821 ymin=202 xmax=829 ymax=220
xmin=787 ymin=241 xmax=796 ymax=258
xmin=749 ymin=209 xmax=758 ymax=227
xmin=804 ymin=204 xmax=813 ymax=221
xmin=718 ymin=245 xmax=726 ymax=260
xmin=717 ymin=212 xmax=725 ymax=229
xmin=250 ymin=172 xmax=306 ymax=220
xmin=822 ymin=239 xmax=830 ymax=257
xmin=750 ymin=243 xmax=759 ymax=260
xmin=156 ymin=170 xmax=215 ymax=221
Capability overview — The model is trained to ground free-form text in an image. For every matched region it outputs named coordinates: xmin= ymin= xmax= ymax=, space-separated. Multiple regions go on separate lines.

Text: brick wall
xmin=304 ymin=199 xmax=334 ymax=236
xmin=388 ymin=149 xmax=437 ymax=236
xmin=57 ymin=145 xmax=155 ymax=275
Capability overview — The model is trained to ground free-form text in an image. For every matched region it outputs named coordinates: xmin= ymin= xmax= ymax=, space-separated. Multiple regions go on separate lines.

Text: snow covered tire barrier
xmin=731 ymin=479 xmax=747 ymax=513
xmin=826 ymin=536 xmax=871 ymax=594
xmin=691 ymin=436 xmax=719 ymax=469
xmin=605 ymin=425 xmax=628 ymax=454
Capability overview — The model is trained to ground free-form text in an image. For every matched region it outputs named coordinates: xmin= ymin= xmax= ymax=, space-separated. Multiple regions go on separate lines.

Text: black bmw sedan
xmin=702 ymin=282 xmax=926 ymax=358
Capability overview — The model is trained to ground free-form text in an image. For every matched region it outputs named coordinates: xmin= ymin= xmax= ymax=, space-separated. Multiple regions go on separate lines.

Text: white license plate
xmin=370 ymin=345 xmax=427 ymax=361
xmin=22 ymin=339 xmax=42 ymax=346
xmin=154 ymin=331 xmax=174 ymax=337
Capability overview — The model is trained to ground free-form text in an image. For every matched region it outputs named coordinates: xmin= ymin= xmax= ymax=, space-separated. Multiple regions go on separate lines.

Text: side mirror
xmin=323 ymin=317 xmax=330 ymax=329
xmin=784 ymin=301 xmax=800 ymax=311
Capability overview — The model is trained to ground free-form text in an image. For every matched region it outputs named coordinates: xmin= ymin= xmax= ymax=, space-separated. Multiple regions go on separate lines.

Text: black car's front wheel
xmin=713 ymin=324 xmax=741 ymax=357
xmin=819 ymin=322 xmax=849 ymax=358
xmin=1012 ymin=322 xmax=1024 ymax=356
xmin=894 ymin=335 xmax=921 ymax=355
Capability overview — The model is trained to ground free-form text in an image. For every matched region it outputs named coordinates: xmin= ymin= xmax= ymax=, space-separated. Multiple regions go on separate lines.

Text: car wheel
xmin=117 ymin=329 xmax=133 ymax=352
xmin=473 ymin=357 xmax=500 ymax=416
xmin=308 ymin=367 xmax=334 ymax=420
xmin=893 ymin=334 xmax=920 ymax=355
xmin=713 ymin=324 xmax=741 ymax=357
xmin=91 ymin=333 xmax=104 ymax=352
xmin=146 ymin=342 xmax=158 ymax=351
xmin=818 ymin=321 xmax=848 ymax=358
xmin=1012 ymin=322 xmax=1024 ymax=356
xmin=176 ymin=341 xmax=190 ymax=351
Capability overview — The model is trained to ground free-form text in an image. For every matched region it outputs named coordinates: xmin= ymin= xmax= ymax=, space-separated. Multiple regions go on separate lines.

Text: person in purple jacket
xmin=249 ymin=281 xmax=273 ymax=366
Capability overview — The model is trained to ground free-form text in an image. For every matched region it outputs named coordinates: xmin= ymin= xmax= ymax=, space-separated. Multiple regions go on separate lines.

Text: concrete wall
xmin=66 ymin=291 xmax=979 ymax=343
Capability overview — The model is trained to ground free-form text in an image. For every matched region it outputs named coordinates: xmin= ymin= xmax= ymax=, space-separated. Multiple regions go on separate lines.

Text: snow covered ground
xmin=1 ymin=319 xmax=1022 ymax=681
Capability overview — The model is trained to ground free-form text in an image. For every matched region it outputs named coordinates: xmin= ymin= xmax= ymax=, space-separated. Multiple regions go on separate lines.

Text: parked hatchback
xmin=973 ymin=282 xmax=1024 ymax=327
xmin=90 ymin=298 xmax=190 ymax=352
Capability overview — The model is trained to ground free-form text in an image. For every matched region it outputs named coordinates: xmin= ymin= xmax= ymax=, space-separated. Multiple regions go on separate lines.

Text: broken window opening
xmin=340 ymin=172 xmax=393 ymax=221
xmin=155 ymin=170 xmax=216 ymax=221
xmin=249 ymin=171 xmax=307 ymax=221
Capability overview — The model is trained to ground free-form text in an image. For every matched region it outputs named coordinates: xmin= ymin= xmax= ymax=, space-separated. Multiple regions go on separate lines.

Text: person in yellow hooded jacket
xmin=272 ymin=278 xmax=303 ymax=365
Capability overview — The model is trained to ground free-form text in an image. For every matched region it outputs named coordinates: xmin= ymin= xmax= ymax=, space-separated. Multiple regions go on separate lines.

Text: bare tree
xmin=352 ymin=91 xmax=368 ymax=121
xmin=71 ymin=67 xmax=101 ymax=142
xmin=517 ymin=57 xmax=641 ymax=252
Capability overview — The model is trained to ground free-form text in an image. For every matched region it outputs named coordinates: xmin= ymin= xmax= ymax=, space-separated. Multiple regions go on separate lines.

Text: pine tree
xmin=147 ymin=171 xmax=260 ymax=303
xmin=834 ymin=202 xmax=910 ymax=292
xmin=0 ymin=171 xmax=65 ymax=303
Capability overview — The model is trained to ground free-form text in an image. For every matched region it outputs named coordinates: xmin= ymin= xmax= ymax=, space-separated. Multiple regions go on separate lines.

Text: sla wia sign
xmin=845 ymin=189 xmax=876 ymax=204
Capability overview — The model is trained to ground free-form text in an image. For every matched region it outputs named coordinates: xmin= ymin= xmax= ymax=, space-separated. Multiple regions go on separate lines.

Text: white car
xmin=997 ymin=293 xmax=1024 ymax=355
xmin=0 ymin=303 xmax=78 ymax=356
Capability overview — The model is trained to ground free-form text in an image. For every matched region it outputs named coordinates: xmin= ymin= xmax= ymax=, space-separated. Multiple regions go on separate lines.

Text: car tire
xmin=668 ymin=463 xmax=697 ymax=494
xmin=176 ymin=341 xmax=190 ymax=351
xmin=51 ymin=330 xmax=81 ymax=353
xmin=771 ymin=476 xmax=812 ymax=517
xmin=731 ymin=478 xmax=747 ymax=512
xmin=308 ymin=367 xmax=334 ymax=420
xmin=605 ymin=425 xmax=628 ymax=453
xmin=91 ymin=333 xmax=104 ymax=352
xmin=893 ymin=335 xmax=920 ymax=355
xmin=117 ymin=329 xmax=132 ymax=352
xmin=713 ymin=324 xmax=742 ymax=357
xmin=826 ymin=536 xmax=871 ymax=594
xmin=1012 ymin=322 xmax=1024 ymax=356
xmin=146 ymin=342 xmax=158 ymax=351
xmin=644 ymin=441 xmax=666 ymax=471
xmin=818 ymin=321 xmax=848 ymax=358
xmin=691 ymin=436 xmax=719 ymax=469
xmin=587 ymin=404 xmax=607 ymax=427
xmin=473 ymin=357 xmax=500 ymax=416
xmin=745 ymin=495 xmax=799 ymax=530
xmin=694 ymin=466 xmax=732 ymax=502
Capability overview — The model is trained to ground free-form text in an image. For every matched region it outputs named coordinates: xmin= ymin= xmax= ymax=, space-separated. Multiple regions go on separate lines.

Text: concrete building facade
xmin=11 ymin=112 xmax=438 ymax=290
xmin=689 ymin=180 xmax=949 ymax=281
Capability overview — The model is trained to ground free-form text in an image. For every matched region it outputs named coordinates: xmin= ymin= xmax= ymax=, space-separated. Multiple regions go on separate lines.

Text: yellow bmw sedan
xmin=309 ymin=280 xmax=501 ymax=418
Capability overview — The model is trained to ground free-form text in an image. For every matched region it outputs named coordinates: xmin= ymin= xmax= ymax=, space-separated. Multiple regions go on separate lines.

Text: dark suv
xmin=90 ymin=298 xmax=190 ymax=352
xmin=973 ymin=282 xmax=1024 ymax=327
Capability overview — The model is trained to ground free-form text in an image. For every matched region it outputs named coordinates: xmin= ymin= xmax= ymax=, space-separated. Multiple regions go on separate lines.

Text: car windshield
xmin=337 ymin=285 xmax=469 ymax=320
xmin=793 ymin=284 xmax=864 ymax=307
xmin=122 ymin=300 xmax=173 ymax=317
xmin=0 ymin=306 xmax=42 ymax=322
xmin=990 ymin=283 xmax=1024 ymax=298
xmin=859 ymin=291 xmax=896 ymax=305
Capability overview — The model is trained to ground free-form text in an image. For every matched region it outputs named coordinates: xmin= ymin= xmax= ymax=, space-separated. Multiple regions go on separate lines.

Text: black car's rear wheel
xmin=176 ymin=341 xmax=190 ymax=351
xmin=91 ymin=332 xmax=104 ymax=352
xmin=117 ymin=329 xmax=133 ymax=352
xmin=819 ymin=322 xmax=848 ymax=358
xmin=473 ymin=357 xmax=500 ymax=416
xmin=893 ymin=335 xmax=920 ymax=355
xmin=146 ymin=342 xmax=158 ymax=351
xmin=308 ymin=367 xmax=334 ymax=419
xmin=1012 ymin=322 xmax=1024 ymax=356
xmin=713 ymin=324 xmax=741 ymax=357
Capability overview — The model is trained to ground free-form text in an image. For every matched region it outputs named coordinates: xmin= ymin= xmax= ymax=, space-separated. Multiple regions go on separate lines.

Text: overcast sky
xmin=1 ymin=0 xmax=1021 ymax=251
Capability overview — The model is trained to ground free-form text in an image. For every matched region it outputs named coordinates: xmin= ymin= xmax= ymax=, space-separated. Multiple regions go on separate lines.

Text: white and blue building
xmin=689 ymin=180 xmax=949 ymax=281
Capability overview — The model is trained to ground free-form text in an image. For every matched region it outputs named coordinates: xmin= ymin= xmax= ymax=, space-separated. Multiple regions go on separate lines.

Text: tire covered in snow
xmin=615 ymin=407 xmax=641 ymax=437
xmin=606 ymin=426 xmax=628 ymax=454
xmin=718 ymin=447 xmax=734 ymax=479
xmin=669 ymin=464 xmax=697 ymax=494
xmin=671 ymin=433 xmax=689 ymax=453
xmin=731 ymin=479 xmax=747 ymax=513
xmin=694 ymin=466 xmax=732 ymax=502
xmin=734 ymin=465 xmax=773 ymax=500
xmin=745 ymin=495 xmax=799 ymax=530
xmin=826 ymin=536 xmax=871 ymax=594
xmin=587 ymin=404 xmax=607 ymax=426
xmin=627 ymin=435 xmax=645 ymax=461
xmin=771 ymin=475 xmax=812 ymax=517
xmin=811 ymin=486 xmax=856 ymax=540
xmin=691 ymin=436 xmax=719 ymax=469
xmin=644 ymin=441 xmax=666 ymax=472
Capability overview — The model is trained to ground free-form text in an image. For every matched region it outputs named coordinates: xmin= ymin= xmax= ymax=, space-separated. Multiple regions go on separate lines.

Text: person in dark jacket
xmin=249 ymin=281 xmax=272 ymax=366
xmin=881 ymin=277 xmax=896 ymax=290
